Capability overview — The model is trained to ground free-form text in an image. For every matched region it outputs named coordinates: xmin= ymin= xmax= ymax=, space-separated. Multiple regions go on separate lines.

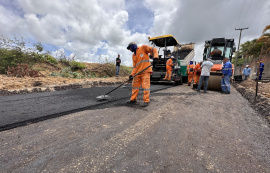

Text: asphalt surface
xmin=0 ymin=84 xmax=269 ymax=172
xmin=0 ymin=83 xmax=172 ymax=131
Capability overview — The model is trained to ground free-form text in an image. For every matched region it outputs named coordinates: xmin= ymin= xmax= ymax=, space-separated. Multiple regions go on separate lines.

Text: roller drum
xmin=201 ymin=75 xmax=222 ymax=91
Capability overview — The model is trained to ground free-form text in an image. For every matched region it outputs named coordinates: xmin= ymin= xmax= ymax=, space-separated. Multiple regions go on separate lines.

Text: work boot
xmin=142 ymin=102 xmax=149 ymax=107
xmin=126 ymin=100 xmax=137 ymax=104
xmin=222 ymin=92 xmax=230 ymax=94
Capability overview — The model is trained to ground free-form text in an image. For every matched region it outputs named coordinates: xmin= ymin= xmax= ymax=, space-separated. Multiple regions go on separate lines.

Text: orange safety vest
xmin=187 ymin=64 xmax=194 ymax=74
xmin=194 ymin=63 xmax=201 ymax=75
xmin=131 ymin=45 xmax=158 ymax=76
xmin=211 ymin=49 xmax=222 ymax=56
xmin=166 ymin=58 xmax=173 ymax=70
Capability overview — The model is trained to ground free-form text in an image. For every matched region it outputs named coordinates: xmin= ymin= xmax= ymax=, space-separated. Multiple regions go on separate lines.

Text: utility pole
xmin=233 ymin=27 xmax=249 ymax=78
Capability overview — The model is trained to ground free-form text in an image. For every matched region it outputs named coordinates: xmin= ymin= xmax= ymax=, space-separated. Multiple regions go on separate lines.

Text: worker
xmin=126 ymin=42 xmax=158 ymax=107
xmin=164 ymin=56 xmax=174 ymax=81
xmin=197 ymin=58 xmax=213 ymax=93
xmin=211 ymin=46 xmax=222 ymax=58
xmin=242 ymin=64 xmax=251 ymax=80
xmin=186 ymin=61 xmax=194 ymax=86
xmin=221 ymin=57 xmax=232 ymax=94
xmin=115 ymin=54 xmax=121 ymax=77
xmin=193 ymin=61 xmax=202 ymax=90
xmin=256 ymin=61 xmax=264 ymax=80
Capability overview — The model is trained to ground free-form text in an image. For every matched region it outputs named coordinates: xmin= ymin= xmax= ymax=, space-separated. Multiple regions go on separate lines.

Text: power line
xmin=240 ymin=0 xmax=253 ymax=27
xmin=248 ymin=0 xmax=266 ymax=27
xmin=235 ymin=0 xmax=247 ymax=28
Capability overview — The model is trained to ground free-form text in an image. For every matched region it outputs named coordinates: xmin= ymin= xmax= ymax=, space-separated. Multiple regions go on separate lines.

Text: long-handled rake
xmin=96 ymin=64 xmax=152 ymax=101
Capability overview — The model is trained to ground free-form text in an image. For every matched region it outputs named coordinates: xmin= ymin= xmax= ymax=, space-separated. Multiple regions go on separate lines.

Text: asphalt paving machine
xmin=148 ymin=35 xmax=182 ymax=85
xmin=203 ymin=38 xmax=236 ymax=90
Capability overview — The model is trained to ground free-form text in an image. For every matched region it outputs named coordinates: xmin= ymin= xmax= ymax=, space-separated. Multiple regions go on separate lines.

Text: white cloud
xmin=0 ymin=0 xmax=269 ymax=67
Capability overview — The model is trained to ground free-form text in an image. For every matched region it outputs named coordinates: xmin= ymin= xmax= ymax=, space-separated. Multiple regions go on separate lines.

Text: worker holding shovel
xmin=126 ymin=42 xmax=158 ymax=107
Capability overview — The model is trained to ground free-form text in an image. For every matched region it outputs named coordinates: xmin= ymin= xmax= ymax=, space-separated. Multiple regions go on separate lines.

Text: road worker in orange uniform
xmin=211 ymin=46 xmax=222 ymax=57
xmin=193 ymin=61 xmax=202 ymax=89
xmin=164 ymin=56 xmax=174 ymax=81
xmin=126 ymin=42 xmax=158 ymax=107
xmin=186 ymin=61 xmax=194 ymax=86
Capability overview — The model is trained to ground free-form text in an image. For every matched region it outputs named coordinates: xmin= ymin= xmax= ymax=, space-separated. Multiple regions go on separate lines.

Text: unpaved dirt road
xmin=0 ymin=85 xmax=269 ymax=172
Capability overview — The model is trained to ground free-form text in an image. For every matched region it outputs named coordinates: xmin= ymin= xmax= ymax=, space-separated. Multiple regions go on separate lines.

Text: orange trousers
xmin=193 ymin=74 xmax=200 ymax=84
xmin=130 ymin=72 xmax=151 ymax=103
xmin=188 ymin=73 xmax=193 ymax=84
xmin=165 ymin=69 xmax=172 ymax=81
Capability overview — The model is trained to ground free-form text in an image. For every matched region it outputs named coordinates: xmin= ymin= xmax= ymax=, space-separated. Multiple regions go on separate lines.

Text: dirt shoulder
xmin=233 ymin=79 xmax=270 ymax=123
xmin=0 ymin=75 xmax=128 ymax=96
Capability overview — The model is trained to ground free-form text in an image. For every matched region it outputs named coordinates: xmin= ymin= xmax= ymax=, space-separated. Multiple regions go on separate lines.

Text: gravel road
xmin=0 ymin=85 xmax=269 ymax=173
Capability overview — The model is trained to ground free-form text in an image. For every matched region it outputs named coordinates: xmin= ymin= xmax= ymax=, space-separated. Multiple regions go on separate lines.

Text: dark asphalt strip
xmin=0 ymin=85 xmax=173 ymax=132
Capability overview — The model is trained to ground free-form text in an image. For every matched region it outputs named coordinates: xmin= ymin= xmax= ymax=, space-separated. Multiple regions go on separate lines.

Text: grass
xmin=0 ymin=37 xmax=132 ymax=78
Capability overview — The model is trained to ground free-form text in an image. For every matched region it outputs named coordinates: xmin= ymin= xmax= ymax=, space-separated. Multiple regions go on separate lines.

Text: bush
xmin=70 ymin=61 xmax=86 ymax=71
xmin=0 ymin=48 xmax=30 ymax=74
xmin=60 ymin=67 xmax=84 ymax=79
xmin=44 ymin=55 xmax=58 ymax=64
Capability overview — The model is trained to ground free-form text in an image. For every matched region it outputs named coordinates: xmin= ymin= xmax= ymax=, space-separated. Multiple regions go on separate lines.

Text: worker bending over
xmin=221 ymin=57 xmax=232 ymax=94
xmin=164 ymin=56 xmax=175 ymax=81
xmin=193 ymin=61 xmax=202 ymax=89
xmin=186 ymin=61 xmax=194 ymax=86
xmin=126 ymin=42 xmax=158 ymax=107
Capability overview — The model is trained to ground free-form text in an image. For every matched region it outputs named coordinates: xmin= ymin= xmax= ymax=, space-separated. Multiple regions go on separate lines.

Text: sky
xmin=0 ymin=0 xmax=269 ymax=66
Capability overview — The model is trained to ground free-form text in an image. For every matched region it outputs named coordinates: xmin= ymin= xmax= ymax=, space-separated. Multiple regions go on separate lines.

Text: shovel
xmin=96 ymin=64 xmax=152 ymax=101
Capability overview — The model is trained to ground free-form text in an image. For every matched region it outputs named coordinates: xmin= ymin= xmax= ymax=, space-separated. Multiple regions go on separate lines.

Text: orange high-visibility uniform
xmin=193 ymin=63 xmax=201 ymax=85
xmin=164 ymin=58 xmax=173 ymax=81
xmin=186 ymin=64 xmax=194 ymax=84
xmin=130 ymin=45 xmax=158 ymax=103
xmin=211 ymin=49 xmax=222 ymax=56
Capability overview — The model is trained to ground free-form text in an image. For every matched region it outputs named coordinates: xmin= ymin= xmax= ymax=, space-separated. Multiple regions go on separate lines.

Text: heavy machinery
xmin=172 ymin=43 xmax=195 ymax=83
xmin=202 ymin=38 xmax=236 ymax=90
xmin=148 ymin=35 xmax=188 ymax=85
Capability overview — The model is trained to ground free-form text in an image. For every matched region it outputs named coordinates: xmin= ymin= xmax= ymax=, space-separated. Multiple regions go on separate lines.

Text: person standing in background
xmin=193 ymin=61 xmax=202 ymax=90
xmin=164 ymin=56 xmax=174 ymax=81
xmin=258 ymin=61 xmax=264 ymax=80
xmin=116 ymin=54 xmax=121 ymax=77
xmin=197 ymin=58 xmax=213 ymax=93
xmin=221 ymin=57 xmax=232 ymax=94
xmin=186 ymin=61 xmax=194 ymax=86
xmin=242 ymin=65 xmax=251 ymax=80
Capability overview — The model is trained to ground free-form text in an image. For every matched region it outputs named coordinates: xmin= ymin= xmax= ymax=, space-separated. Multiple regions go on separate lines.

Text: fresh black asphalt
xmin=0 ymin=83 xmax=172 ymax=131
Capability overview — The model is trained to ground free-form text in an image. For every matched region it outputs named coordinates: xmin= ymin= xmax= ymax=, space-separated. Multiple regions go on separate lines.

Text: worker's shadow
xmin=151 ymin=91 xmax=199 ymax=97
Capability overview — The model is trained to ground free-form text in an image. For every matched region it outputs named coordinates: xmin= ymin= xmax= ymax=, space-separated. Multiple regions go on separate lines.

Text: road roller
xmin=202 ymin=38 xmax=236 ymax=90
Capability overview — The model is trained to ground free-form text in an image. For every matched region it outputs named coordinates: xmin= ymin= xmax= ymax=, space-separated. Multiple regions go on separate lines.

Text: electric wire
xmin=240 ymin=0 xmax=253 ymax=27
xmin=235 ymin=0 xmax=247 ymax=28
xmin=248 ymin=0 xmax=266 ymax=27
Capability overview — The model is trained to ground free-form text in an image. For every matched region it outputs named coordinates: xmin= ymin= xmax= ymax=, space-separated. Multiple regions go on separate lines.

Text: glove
xmin=153 ymin=58 xmax=158 ymax=64
xmin=129 ymin=75 xmax=133 ymax=80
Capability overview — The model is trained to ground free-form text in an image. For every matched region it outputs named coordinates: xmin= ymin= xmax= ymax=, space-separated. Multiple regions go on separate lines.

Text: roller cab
xmin=202 ymin=38 xmax=236 ymax=90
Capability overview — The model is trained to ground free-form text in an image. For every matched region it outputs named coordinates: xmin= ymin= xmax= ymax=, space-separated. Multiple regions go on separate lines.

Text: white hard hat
xmin=246 ymin=65 xmax=249 ymax=67
xmin=171 ymin=56 xmax=175 ymax=58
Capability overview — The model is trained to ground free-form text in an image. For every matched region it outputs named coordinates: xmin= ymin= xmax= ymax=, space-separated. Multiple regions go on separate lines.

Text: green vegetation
xmin=233 ymin=25 xmax=270 ymax=66
xmin=70 ymin=61 xmax=86 ymax=70
xmin=0 ymin=37 xmax=132 ymax=78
